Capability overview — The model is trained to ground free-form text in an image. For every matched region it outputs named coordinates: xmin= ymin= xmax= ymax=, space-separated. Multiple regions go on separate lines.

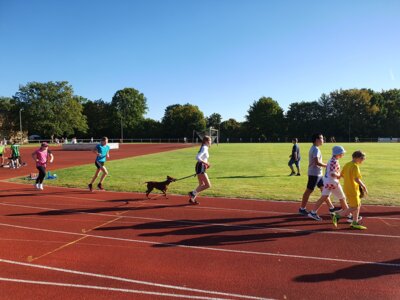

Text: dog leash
xmin=175 ymin=174 xmax=197 ymax=181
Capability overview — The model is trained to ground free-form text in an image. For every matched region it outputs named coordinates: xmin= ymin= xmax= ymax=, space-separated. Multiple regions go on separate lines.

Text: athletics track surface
xmin=0 ymin=144 xmax=399 ymax=299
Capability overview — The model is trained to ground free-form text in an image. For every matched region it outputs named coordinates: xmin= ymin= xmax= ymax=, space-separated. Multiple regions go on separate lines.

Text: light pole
xmin=120 ymin=115 xmax=123 ymax=142
xmin=19 ymin=108 xmax=23 ymax=134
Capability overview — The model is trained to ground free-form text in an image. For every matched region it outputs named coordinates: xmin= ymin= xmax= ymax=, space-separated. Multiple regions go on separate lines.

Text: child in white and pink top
xmin=32 ymin=142 xmax=54 ymax=190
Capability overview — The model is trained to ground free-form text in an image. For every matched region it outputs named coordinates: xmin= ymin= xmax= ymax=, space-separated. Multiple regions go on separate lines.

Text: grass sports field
xmin=20 ymin=143 xmax=400 ymax=206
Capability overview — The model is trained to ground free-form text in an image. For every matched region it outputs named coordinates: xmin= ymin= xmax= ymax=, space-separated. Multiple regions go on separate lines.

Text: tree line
xmin=1 ymin=81 xmax=399 ymax=142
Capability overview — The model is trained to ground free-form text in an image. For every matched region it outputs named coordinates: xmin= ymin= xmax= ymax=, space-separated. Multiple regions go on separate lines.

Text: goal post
xmin=193 ymin=127 xmax=219 ymax=145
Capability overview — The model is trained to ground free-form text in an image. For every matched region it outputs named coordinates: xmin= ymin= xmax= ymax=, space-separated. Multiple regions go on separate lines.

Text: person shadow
xmin=294 ymin=258 xmax=400 ymax=282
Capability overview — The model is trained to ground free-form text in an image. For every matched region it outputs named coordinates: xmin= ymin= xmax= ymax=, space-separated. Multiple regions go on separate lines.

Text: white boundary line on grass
xmin=1 ymin=223 xmax=400 ymax=268
xmin=0 ymin=259 xmax=269 ymax=300
xmin=1 ymin=201 xmax=400 ymax=239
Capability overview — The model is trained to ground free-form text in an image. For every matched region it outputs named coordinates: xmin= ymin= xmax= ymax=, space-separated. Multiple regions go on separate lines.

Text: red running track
xmin=0 ymin=144 xmax=399 ymax=299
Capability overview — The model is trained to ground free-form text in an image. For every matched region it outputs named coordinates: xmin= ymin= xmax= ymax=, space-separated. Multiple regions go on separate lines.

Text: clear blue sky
xmin=1 ymin=0 xmax=399 ymax=122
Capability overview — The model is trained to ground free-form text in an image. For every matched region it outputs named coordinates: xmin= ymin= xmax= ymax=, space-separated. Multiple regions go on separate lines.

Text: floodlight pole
xmin=120 ymin=115 xmax=123 ymax=142
xmin=19 ymin=108 xmax=23 ymax=134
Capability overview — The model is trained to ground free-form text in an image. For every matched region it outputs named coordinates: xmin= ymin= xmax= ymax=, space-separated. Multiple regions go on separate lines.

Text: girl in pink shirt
xmin=32 ymin=142 xmax=54 ymax=190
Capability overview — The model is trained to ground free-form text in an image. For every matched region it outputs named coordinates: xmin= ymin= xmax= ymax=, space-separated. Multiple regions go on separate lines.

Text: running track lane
xmin=0 ymin=183 xmax=399 ymax=299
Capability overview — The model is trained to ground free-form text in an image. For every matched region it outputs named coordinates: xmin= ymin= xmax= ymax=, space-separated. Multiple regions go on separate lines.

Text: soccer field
xmin=37 ymin=143 xmax=400 ymax=206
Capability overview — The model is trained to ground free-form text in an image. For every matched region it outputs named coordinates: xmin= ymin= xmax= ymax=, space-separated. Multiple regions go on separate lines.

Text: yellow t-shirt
xmin=341 ymin=161 xmax=362 ymax=199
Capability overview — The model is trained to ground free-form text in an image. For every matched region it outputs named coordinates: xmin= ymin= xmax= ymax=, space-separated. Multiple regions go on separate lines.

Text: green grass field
xmin=19 ymin=143 xmax=400 ymax=206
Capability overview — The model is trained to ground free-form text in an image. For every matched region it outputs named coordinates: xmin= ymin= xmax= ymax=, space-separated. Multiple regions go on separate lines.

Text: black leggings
xmin=36 ymin=166 xmax=46 ymax=184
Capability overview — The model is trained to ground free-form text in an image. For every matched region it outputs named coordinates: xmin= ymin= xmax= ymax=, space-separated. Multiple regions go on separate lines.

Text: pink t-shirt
xmin=34 ymin=149 xmax=51 ymax=167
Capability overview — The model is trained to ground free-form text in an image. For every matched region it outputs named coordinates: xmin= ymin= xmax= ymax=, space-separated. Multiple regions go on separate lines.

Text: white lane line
xmin=0 ymin=259 xmax=269 ymax=300
xmin=3 ymin=191 xmax=400 ymax=222
xmin=0 ymin=278 xmax=233 ymax=300
xmin=1 ymin=202 xmax=400 ymax=239
xmin=1 ymin=224 xmax=400 ymax=268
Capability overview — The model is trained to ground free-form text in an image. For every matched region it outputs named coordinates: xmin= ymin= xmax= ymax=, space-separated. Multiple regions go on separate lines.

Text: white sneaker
xmin=347 ymin=215 xmax=362 ymax=223
xmin=34 ymin=183 xmax=39 ymax=189
xmin=39 ymin=184 xmax=44 ymax=190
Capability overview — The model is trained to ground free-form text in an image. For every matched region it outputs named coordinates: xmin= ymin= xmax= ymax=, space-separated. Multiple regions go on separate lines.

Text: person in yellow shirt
xmin=332 ymin=151 xmax=368 ymax=230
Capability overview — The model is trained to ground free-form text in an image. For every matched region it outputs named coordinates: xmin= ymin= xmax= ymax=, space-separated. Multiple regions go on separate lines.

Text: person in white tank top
xmin=188 ymin=136 xmax=212 ymax=205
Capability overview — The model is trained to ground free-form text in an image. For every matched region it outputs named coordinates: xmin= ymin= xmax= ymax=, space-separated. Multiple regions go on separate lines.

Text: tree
xmin=14 ymin=81 xmax=88 ymax=138
xmin=0 ymin=97 xmax=18 ymax=136
xmin=206 ymin=113 xmax=222 ymax=129
xmin=81 ymin=99 xmax=114 ymax=138
xmin=111 ymin=88 xmax=148 ymax=137
xmin=161 ymin=104 xmax=206 ymax=138
xmin=245 ymin=97 xmax=284 ymax=140
xmin=329 ymin=89 xmax=378 ymax=140
xmin=220 ymin=118 xmax=242 ymax=139
xmin=286 ymin=101 xmax=322 ymax=140
xmin=132 ymin=118 xmax=163 ymax=138
xmin=379 ymin=89 xmax=400 ymax=137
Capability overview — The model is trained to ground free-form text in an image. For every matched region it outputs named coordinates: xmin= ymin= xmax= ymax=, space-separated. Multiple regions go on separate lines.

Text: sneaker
xmin=296 ymin=173 xmax=301 ymax=176
xmin=289 ymin=172 xmax=296 ymax=176
xmin=329 ymin=207 xmax=342 ymax=215
xmin=88 ymin=183 xmax=93 ymax=192
xmin=332 ymin=213 xmax=341 ymax=227
xmin=189 ymin=198 xmax=200 ymax=205
xmin=97 ymin=183 xmax=105 ymax=191
xmin=39 ymin=184 xmax=44 ymax=190
xmin=350 ymin=222 xmax=367 ymax=230
xmin=34 ymin=183 xmax=39 ymax=189
xmin=298 ymin=208 xmax=309 ymax=216
xmin=308 ymin=211 xmax=322 ymax=221
xmin=346 ymin=215 xmax=363 ymax=223
xmin=188 ymin=191 xmax=195 ymax=199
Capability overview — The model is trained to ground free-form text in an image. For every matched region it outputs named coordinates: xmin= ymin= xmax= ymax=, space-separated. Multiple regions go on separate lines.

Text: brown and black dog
xmin=145 ymin=176 xmax=177 ymax=199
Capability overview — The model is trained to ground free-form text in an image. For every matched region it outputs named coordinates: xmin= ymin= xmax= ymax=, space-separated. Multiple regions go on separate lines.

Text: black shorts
xmin=0 ymin=154 xmax=2 ymax=157
xmin=306 ymin=175 xmax=324 ymax=191
xmin=195 ymin=162 xmax=206 ymax=174
xmin=288 ymin=158 xmax=300 ymax=167
xmin=95 ymin=161 xmax=105 ymax=169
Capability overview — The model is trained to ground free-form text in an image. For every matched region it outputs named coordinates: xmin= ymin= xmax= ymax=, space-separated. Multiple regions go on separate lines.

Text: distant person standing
xmin=188 ymin=136 xmax=212 ymax=205
xmin=88 ymin=137 xmax=110 ymax=191
xmin=10 ymin=141 xmax=21 ymax=168
xmin=288 ymin=138 xmax=301 ymax=176
xmin=0 ymin=141 xmax=6 ymax=166
xmin=32 ymin=142 xmax=54 ymax=190
xmin=299 ymin=133 xmax=337 ymax=215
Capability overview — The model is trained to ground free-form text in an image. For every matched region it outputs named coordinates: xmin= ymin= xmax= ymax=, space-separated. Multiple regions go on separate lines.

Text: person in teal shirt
xmin=88 ymin=137 xmax=110 ymax=191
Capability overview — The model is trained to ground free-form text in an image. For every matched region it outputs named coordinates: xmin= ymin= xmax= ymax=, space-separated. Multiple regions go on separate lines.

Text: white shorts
xmin=322 ymin=183 xmax=345 ymax=200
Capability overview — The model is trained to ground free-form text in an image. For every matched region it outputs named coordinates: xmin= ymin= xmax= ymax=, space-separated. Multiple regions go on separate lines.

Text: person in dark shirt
xmin=288 ymin=138 xmax=301 ymax=176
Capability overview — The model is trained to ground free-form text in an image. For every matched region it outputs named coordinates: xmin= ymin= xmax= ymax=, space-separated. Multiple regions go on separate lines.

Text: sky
xmin=0 ymin=0 xmax=399 ymax=122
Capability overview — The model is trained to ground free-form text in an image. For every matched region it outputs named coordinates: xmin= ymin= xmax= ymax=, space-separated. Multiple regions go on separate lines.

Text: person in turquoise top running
xmin=88 ymin=137 xmax=110 ymax=191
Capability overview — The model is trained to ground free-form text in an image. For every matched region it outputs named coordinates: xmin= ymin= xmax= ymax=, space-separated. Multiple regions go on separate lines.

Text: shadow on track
xmin=294 ymin=258 xmax=400 ymax=281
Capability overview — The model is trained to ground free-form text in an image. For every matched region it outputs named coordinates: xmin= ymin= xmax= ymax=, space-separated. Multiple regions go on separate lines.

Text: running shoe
xmin=34 ymin=183 xmax=39 ymax=190
xmin=289 ymin=172 xmax=296 ymax=176
xmin=298 ymin=207 xmax=309 ymax=216
xmin=97 ymin=183 xmax=105 ymax=191
xmin=332 ymin=213 xmax=341 ymax=227
xmin=189 ymin=198 xmax=200 ymax=205
xmin=329 ymin=207 xmax=342 ymax=215
xmin=188 ymin=191 xmax=199 ymax=205
xmin=350 ymin=222 xmax=367 ymax=230
xmin=308 ymin=211 xmax=322 ymax=221
xmin=296 ymin=173 xmax=301 ymax=176
xmin=346 ymin=215 xmax=363 ymax=223
xmin=39 ymin=184 xmax=44 ymax=190
xmin=88 ymin=183 xmax=93 ymax=192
